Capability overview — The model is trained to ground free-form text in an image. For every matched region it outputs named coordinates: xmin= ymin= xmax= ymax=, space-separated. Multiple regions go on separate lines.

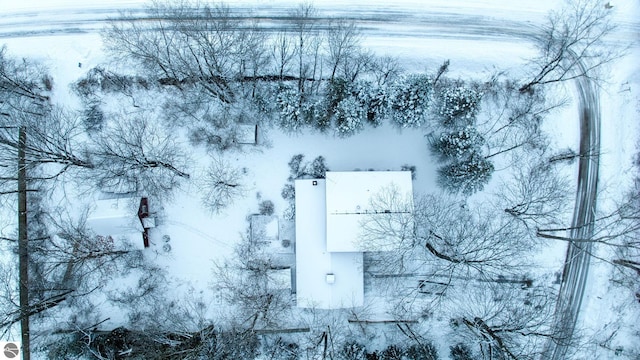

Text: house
xmin=87 ymin=197 xmax=154 ymax=250
xmin=294 ymin=171 xmax=414 ymax=309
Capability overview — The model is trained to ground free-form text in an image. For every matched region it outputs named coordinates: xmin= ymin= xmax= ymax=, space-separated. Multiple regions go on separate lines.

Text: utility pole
xmin=18 ymin=125 xmax=30 ymax=360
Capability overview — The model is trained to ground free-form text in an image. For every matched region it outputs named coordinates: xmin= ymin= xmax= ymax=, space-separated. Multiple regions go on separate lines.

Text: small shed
xmin=87 ymin=197 xmax=153 ymax=250
xmin=236 ymin=124 xmax=258 ymax=145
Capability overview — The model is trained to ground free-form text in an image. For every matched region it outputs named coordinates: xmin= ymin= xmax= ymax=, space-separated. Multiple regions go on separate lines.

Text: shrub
xmin=282 ymin=203 xmax=295 ymax=221
xmin=287 ymin=154 xmax=306 ymax=181
xmin=341 ymin=341 xmax=367 ymax=360
xmin=308 ymin=156 xmax=329 ymax=179
xmin=281 ymin=184 xmax=295 ymax=201
xmin=405 ymin=343 xmax=439 ymax=360
xmin=287 ymin=154 xmax=329 ymax=180
xmin=258 ymin=200 xmax=274 ymax=216
xmin=276 ymin=85 xmax=304 ymax=132
xmin=401 ymin=164 xmax=417 ymax=180
xmin=83 ymin=102 xmax=105 ymax=132
xmin=304 ymin=98 xmax=331 ymax=132
xmin=366 ymin=352 xmax=380 ymax=360
xmin=380 ymin=345 xmax=404 ymax=360
xmin=449 ymin=343 xmax=474 ymax=360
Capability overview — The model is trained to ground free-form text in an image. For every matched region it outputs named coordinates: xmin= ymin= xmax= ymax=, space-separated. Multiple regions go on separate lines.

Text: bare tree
xmin=325 ymin=20 xmax=365 ymax=82
xmin=363 ymin=191 xmax=533 ymax=282
xmin=289 ymin=3 xmax=322 ymax=94
xmin=104 ymin=1 xmax=268 ymax=103
xmin=90 ymin=113 xmax=190 ymax=196
xmin=40 ymin=207 xmax=142 ymax=290
xmin=211 ymin=235 xmax=293 ymax=330
xmin=1 ymin=49 xmax=92 ymax=197
xmin=497 ymin=159 xmax=572 ymax=229
xmin=0 ymin=192 xmax=145 ymax=329
xmin=359 ymin=184 xmax=416 ymax=252
xmin=368 ymin=55 xmax=403 ymax=86
xmin=0 ymin=109 xmax=93 ymax=189
xmin=449 ymin=283 xmax=562 ymax=360
xmin=1 ymin=47 xmax=87 ymax=360
xmin=519 ymin=0 xmax=618 ymax=92
xmin=416 ymin=195 xmax=533 ymax=280
xmin=200 ymin=157 xmax=245 ymax=214
xmin=0 ymin=45 xmax=50 ymax=116
xmin=271 ymin=31 xmax=296 ymax=81
xmin=478 ymin=79 xmax=567 ymax=164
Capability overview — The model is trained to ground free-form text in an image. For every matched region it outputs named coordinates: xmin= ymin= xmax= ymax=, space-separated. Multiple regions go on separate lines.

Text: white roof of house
xmin=325 ymin=171 xmax=414 ymax=252
xmin=86 ymin=198 xmax=144 ymax=250
xmin=295 ymin=179 xmax=364 ymax=309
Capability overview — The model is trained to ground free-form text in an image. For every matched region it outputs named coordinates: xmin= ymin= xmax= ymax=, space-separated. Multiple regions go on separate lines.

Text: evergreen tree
xmin=438 ymin=85 xmax=482 ymax=128
xmin=431 ymin=127 xmax=485 ymax=160
xmin=276 ymin=85 xmax=304 ymax=131
xmin=390 ymin=74 xmax=432 ymax=128
xmin=335 ymin=96 xmax=365 ymax=137
xmin=355 ymin=81 xmax=388 ymax=127
xmin=437 ymin=151 xmax=494 ymax=195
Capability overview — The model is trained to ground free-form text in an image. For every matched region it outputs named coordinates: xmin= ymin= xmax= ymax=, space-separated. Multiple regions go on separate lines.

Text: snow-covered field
xmin=1 ymin=0 xmax=638 ymax=358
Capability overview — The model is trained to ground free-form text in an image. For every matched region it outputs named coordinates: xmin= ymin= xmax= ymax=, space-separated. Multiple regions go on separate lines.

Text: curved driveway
xmin=541 ymin=57 xmax=601 ymax=360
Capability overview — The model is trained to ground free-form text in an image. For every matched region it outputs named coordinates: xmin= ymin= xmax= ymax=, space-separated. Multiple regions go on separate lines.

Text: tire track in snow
xmin=542 ymin=55 xmax=601 ymax=360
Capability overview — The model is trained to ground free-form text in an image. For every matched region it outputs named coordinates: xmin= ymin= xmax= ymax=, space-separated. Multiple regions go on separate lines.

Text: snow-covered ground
xmin=0 ymin=0 xmax=638 ymax=358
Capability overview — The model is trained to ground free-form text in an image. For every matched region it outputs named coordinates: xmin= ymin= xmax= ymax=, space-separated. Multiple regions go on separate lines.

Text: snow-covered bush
xmin=325 ymin=78 xmax=351 ymax=108
xmin=276 ymin=85 xmax=305 ymax=132
xmin=281 ymin=183 xmax=295 ymax=201
xmin=355 ymin=81 xmax=388 ymax=127
xmin=282 ymin=203 xmax=295 ymax=221
xmin=406 ymin=343 xmax=439 ymax=360
xmin=380 ymin=344 xmax=405 ymax=360
xmin=449 ymin=343 xmax=474 ymax=360
xmin=307 ymin=155 xmax=329 ymax=178
xmin=430 ymin=127 xmax=485 ymax=160
xmin=258 ymin=200 xmax=274 ymax=216
xmin=73 ymin=67 xmax=149 ymax=99
xmin=335 ymin=96 xmax=365 ymax=137
xmin=286 ymin=154 xmax=329 ymax=180
xmin=303 ymin=98 xmax=331 ymax=132
xmin=401 ymin=164 xmax=417 ymax=180
xmin=437 ymin=151 xmax=494 ymax=195
xmin=83 ymin=102 xmax=105 ymax=131
xmin=287 ymin=154 xmax=305 ymax=181
xmin=390 ymin=74 xmax=432 ymax=128
xmin=340 ymin=341 xmax=367 ymax=360
xmin=438 ymin=85 xmax=482 ymax=128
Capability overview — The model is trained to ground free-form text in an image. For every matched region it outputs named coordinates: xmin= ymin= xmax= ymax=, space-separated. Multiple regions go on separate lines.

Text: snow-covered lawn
xmin=0 ymin=0 xmax=638 ymax=358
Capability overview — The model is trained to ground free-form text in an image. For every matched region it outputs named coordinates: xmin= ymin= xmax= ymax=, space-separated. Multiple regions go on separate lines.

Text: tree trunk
xmin=18 ymin=126 xmax=30 ymax=360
